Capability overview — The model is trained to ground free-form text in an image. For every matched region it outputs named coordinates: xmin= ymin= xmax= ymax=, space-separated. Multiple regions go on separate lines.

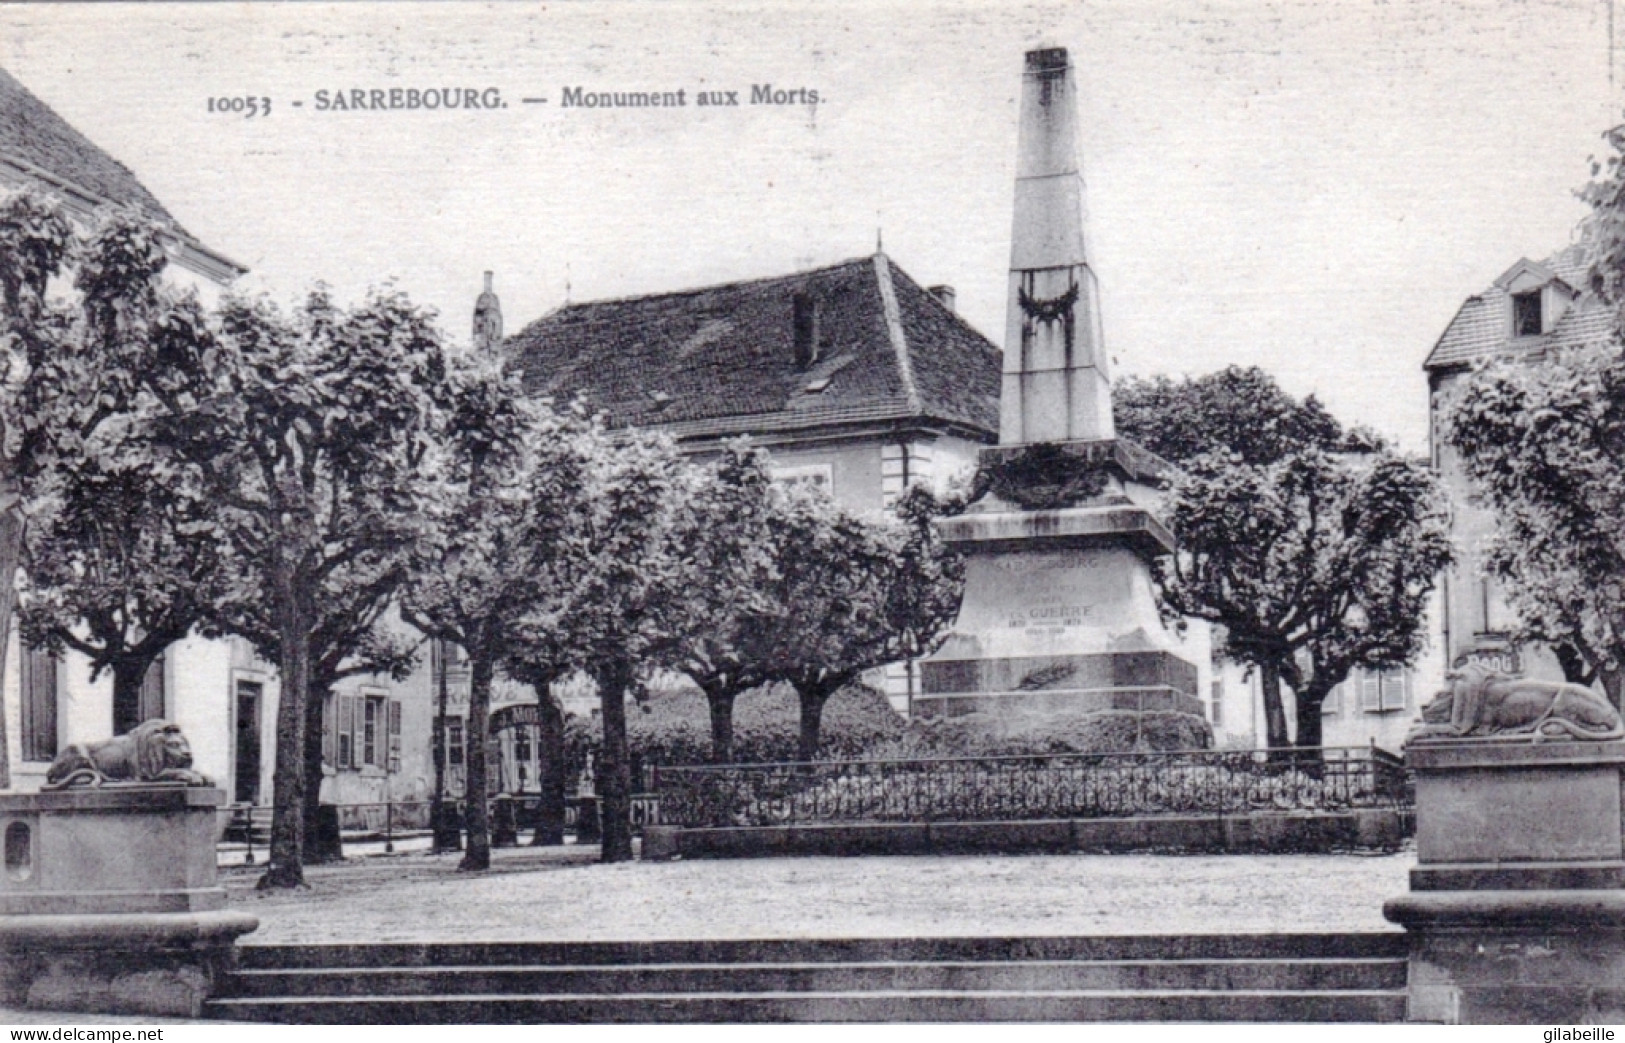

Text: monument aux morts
xmin=918 ymin=48 xmax=1210 ymax=749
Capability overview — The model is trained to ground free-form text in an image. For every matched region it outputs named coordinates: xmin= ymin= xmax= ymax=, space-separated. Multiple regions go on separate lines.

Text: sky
xmin=1 ymin=0 xmax=1620 ymax=452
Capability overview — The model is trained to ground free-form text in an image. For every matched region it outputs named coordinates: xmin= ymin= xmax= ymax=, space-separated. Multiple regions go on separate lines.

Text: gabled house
xmin=1423 ymin=245 xmax=1613 ymax=688
xmin=507 ymin=252 xmax=1002 ymax=513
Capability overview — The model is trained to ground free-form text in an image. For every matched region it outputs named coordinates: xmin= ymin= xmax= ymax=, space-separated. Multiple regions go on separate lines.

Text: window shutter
xmin=1360 ymin=672 xmax=1381 ymax=712
xmin=388 ymin=700 xmax=402 ymax=773
xmin=1381 ymin=671 xmax=1408 ymax=711
xmin=20 ymin=645 xmax=58 ymax=762
xmin=1322 ymin=682 xmax=1341 ymax=716
xmin=323 ymin=694 xmax=335 ymax=768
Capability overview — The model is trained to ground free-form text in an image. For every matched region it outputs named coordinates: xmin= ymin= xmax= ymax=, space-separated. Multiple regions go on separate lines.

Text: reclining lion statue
xmin=43 ymin=719 xmax=213 ymax=789
xmin=1410 ymin=662 xmax=1625 ymax=743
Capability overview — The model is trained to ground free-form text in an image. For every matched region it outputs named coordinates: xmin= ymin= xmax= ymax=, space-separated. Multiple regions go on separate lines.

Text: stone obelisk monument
xmin=918 ymin=48 xmax=1207 ymax=748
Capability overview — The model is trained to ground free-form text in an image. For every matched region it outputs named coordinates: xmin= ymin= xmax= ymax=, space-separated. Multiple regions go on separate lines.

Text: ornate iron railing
xmin=652 ymin=746 xmax=1408 ymax=829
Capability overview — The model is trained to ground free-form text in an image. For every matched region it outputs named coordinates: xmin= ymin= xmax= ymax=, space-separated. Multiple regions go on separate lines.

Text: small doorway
xmin=234 ymin=680 xmax=263 ymax=805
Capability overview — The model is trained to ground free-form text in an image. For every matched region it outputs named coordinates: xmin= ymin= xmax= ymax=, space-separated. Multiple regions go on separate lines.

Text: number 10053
xmin=208 ymin=96 xmax=271 ymax=117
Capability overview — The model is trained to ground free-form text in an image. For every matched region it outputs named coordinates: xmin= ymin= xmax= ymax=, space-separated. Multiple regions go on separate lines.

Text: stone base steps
xmin=206 ymin=933 xmax=1409 ymax=1023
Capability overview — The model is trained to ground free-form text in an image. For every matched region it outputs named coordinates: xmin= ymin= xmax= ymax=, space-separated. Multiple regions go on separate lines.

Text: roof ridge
xmin=872 ymin=253 xmax=921 ymax=414
xmin=544 ymin=254 xmax=880 ymax=314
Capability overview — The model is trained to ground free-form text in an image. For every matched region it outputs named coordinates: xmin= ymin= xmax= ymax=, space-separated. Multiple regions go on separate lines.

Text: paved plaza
xmin=225 ymin=843 xmax=1415 ymax=945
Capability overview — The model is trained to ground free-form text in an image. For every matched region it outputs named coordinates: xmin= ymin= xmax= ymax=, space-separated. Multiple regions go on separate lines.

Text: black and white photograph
xmin=1 ymin=0 xmax=1624 ymax=1029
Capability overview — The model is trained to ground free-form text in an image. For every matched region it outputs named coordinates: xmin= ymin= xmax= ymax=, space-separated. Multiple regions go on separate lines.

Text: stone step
xmin=236 ymin=932 xmax=1408 ymax=970
xmin=225 ymin=956 xmax=1406 ymax=998
xmin=205 ymin=988 xmax=1407 ymax=1024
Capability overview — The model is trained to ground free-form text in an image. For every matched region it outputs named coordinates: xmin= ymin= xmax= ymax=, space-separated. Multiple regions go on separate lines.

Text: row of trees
xmin=0 ymin=192 xmax=963 ymax=887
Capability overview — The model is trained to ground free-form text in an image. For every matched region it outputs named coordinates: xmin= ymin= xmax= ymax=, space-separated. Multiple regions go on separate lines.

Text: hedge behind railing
xmin=653 ymin=746 xmax=1407 ymax=829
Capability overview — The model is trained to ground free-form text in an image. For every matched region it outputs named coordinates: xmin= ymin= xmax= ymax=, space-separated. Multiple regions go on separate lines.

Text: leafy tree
xmin=0 ymin=199 xmax=179 ymax=786
xmin=18 ymin=457 xmax=227 ymax=734
xmin=754 ymin=483 xmax=964 ymax=761
xmin=660 ymin=442 xmax=778 ymax=763
xmin=1115 ymin=366 xmax=1357 ymax=465
xmin=1114 ymin=366 xmax=1441 ymax=749
xmin=1449 ymin=127 xmax=1625 ymax=705
xmin=0 ymin=194 xmax=99 ymax=786
xmin=1444 ymin=348 xmax=1625 ymax=706
xmin=139 ymin=288 xmax=447 ymax=889
xmin=1156 ymin=449 xmax=1453 ymax=749
xmin=512 ymin=428 xmax=694 ymax=863
xmin=401 ymin=356 xmax=592 ymax=871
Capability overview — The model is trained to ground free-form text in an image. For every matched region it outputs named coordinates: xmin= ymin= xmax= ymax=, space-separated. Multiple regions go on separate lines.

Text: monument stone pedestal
xmin=1384 ymin=739 xmax=1625 ymax=1023
xmin=920 ymin=443 xmax=1203 ymax=744
xmin=0 ymin=786 xmax=258 ymax=1018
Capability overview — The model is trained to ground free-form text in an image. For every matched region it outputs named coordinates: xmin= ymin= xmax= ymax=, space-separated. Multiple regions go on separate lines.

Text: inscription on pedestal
xmin=1008 ymin=604 xmax=1091 ymax=634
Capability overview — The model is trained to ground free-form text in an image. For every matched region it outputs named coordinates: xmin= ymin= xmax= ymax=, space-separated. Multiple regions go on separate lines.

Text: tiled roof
xmin=506 ymin=254 xmax=1002 ymax=442
xmin=1424 ymin=245 xmax=1613 ymax=371
xmin=0 ymin=66 xmax=179 ymax=229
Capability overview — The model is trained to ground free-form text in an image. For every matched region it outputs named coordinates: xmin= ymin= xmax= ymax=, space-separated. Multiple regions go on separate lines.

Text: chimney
xmin=928 ymin=285 xmax=957 ymax=313
xmin=472 ymin=270 xmax=503 ymax=353
xmin=792 ymin=291 xmax=821 ymax=368
xmin=999 ymin=46 xmax=1113 ymax=445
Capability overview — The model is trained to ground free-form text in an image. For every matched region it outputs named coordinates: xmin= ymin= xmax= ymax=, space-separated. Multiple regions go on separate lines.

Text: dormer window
xmin=1512 ymin=290 xmax=1542 ymax=337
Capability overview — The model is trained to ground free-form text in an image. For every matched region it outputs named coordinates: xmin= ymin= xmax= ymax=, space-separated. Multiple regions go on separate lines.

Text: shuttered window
xmin=362 ymin=697 xmax=381 ymax=768
xmin=337 ymin=695 xmax=357 ymax=769
xmin=20 ymin=644 xmax=57 ymax=762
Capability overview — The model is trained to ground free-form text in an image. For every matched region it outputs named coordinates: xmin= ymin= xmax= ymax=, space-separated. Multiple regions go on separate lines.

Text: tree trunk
xmin=430 ymin=640 xmax=456 ymax=853
xmin=1293 ymin=689 xmax=1324 ymax=750
xmin=1601 ymin=662 xmax=1625 ymax=712
xmin=593 ymin=658 xmax=635 ymax=864
xmin=460 ymin=649 xmax=494 ymax=872
xmin=1259 ymin=661 xmax=1291 ymax=750
xmin=1554 ymin=643 xmax=1595 ymax=687
xmin=302 ymin=686 xmax=342 ymax=864
xmin=794 ymin=680 xmax=835 ymax=762
xmin=111 ymin=657 xmax=148 ymax=736
xmin=532 ymin=690 xmax=566 ymax=847
xmin=258 ymin=566 xmax=311 ymax=890
xmin=704 ymin=684 xmax=737 ymax=764
xmin=0 ymin=496 xmax=23 ymax=789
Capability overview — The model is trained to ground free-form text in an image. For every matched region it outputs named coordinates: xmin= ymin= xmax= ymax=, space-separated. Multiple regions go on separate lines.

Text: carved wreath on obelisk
xmin=42 ymin=719 xmax=214 ymax=789
xmin=1017 ymin=281 xmax=1080 ymax=362
xmin=1408 ymin=663 xmax=1625 ymax=743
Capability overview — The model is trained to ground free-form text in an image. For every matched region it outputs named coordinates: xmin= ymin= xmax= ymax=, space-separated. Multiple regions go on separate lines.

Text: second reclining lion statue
xmin=42 ymin=719 xmax=213 ymax=789
xmin=1411 ymin=662 xmax=1625 ymax=743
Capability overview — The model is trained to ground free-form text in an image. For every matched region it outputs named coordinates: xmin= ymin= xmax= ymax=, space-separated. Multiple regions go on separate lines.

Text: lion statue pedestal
xmin=0 ymin=722 xmax=257 ymax=1018
xmin=1383 ymin=666 xmax=1625 ymax=1023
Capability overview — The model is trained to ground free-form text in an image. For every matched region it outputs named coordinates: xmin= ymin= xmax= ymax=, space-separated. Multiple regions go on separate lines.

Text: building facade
xmin=1423 ymin=246 xmax=1610 ymax=688
xmin=0 ymin=67 xmax=439 ymax=810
